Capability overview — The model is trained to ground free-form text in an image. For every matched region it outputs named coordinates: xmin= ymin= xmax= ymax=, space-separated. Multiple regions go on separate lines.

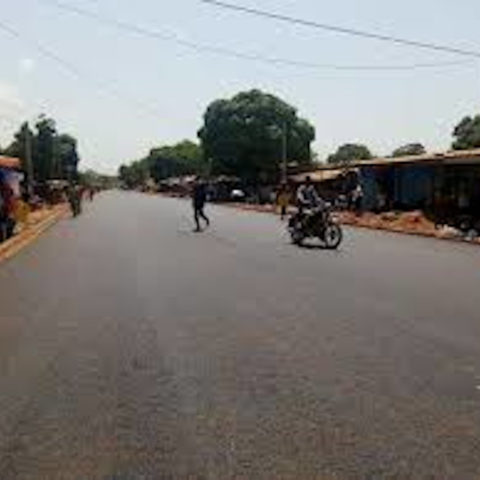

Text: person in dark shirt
xmin=192 ymin=178 xmax=210 ymax=232
xmin=0 ymin=172 xmax=16 ymax=241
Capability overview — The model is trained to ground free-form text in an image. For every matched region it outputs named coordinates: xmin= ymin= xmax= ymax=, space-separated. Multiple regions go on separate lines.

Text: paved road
xmin=1 ymin=192 xmax=480 ymax=480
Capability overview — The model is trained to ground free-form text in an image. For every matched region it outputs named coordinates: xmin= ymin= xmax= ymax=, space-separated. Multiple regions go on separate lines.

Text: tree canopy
xmin=79 ymin=169 xmax=117 ymax=189
xmin=4 ymin=115 xmax=80 ymax=182
xmin=198 ymin=89 xmax=315 ymax=181
xmin=148 ymin=140 xmax=203 ymax=182
xmin=452 ymin=115 xmax=480 ymax=150
xmin=118 ymin=161 xmax=149 ymax=189
xmin=118 ymin=140 xmax=203 ymax=189
xmin=392 ymin=143 xmax=426 ymax=157
xmin=57 ymin=134 xmax=80 ymax=179
xmin=327 ymin=143 xmax=372 ymax=165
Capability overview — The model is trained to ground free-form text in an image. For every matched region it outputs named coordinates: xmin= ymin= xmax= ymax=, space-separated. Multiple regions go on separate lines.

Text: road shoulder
xmin=0 ymin=205 xmax=68 ymax=264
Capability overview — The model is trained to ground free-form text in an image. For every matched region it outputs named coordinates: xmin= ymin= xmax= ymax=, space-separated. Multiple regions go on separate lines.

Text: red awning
xmin=0 ymin=156 xmax=21 ymax=169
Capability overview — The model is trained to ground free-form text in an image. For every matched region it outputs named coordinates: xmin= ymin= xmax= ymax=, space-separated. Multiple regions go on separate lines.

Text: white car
xmin=230 ymin=189 xmax=246 ymax=201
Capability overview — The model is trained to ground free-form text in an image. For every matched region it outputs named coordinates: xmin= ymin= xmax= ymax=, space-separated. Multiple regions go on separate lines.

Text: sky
xmin=1 ymin=0 xmax=480 ymax=174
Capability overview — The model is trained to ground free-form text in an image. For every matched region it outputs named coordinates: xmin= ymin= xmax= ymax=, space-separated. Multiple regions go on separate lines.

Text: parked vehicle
xmin=230 ymin=189 xmax=246 ymax=201
xmin=288 ymin=204 xmax=343 ymax=249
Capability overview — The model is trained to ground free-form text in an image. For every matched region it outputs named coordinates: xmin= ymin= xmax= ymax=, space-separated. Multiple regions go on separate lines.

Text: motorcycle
xmin=288 ymin=204 xmax=343 ymax=249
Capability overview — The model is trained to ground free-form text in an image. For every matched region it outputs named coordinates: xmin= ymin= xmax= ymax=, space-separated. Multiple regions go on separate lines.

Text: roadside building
xmin=356 ymin=150 xmax=480 ymax=227
xmin=208 ymin=175 xmax=241 ymax=202
xmin=290 ymin=149 xmax=480 ymax=229
xmin=291 ymin=166 xmax=358 ymax=203
xmin=157 ymin=175 xmax=196 ymax=197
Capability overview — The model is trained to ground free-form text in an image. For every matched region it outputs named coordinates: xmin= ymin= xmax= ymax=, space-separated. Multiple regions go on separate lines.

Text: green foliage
xmin=79 ymin=169 xmax=117 ymax=189
xmin=118 ymin=160 xmax=149 ymax=189
xmin=148 ymin=140 xmax=203 ymax=182
xmin=327 ymin=143 xmax=372 ymax=165
xmin=392 ymin=143 xmax=426 ymax=157
xmin=4 ymin=122 xmax=32 ymax=169
xmin=452 ymin=115 xmax=480 ymax=150
xmin=4 ymin=115 xmax=80 ymax=182
xmin=119 ymin=140 xmax=203 ymax=189
xmin=34 ymin=115 xmax=58 ymax=182
xmin=198 ymin=89 xmax=315 ymax=181
xmin=57 ymin=134 xmax=80 ymax=179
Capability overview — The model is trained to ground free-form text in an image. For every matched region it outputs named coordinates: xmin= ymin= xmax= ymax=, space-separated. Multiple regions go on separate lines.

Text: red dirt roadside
xmin=338 ymin=210 xmax=480 ymax=244
xmin=225 ymin=201 xmax=480 ymax=245
xmin=0 ymin=204 xmax=68 ymax=264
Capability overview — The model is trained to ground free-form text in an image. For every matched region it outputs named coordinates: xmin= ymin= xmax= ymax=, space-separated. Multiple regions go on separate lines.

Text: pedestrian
xmin=276 ymin=183 xmax=291 ymax=220
xmin=0 ymin=179 xmax=7 ymax=242
xmin=75 ymin=185 xmax=83 ymax=215
xmin=0 ymin=173 xmax=16 ymax=242
xmin=65 ymin=184 xmax=81 ymax=217
xmin=351 ymin=183 xmax=364 ymax=215
xmin=192 ymin=178 xmax=210 ymax=232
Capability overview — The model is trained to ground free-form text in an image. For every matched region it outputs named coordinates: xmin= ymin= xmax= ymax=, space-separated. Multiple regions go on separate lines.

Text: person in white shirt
xmin=296 ymin=176 xmax=325 ymax=212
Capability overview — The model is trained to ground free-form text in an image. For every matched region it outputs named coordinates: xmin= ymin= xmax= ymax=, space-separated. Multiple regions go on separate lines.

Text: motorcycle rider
xmin=296 ymin=176 xmax=325 ymax=211
xmin=294 ymin=176 xmax=327 ymax=229
xmin=289 ymin=176 xmax=342 ymax=248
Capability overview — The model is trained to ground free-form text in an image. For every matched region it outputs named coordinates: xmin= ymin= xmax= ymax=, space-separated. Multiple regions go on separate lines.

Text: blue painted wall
xmin=359 ymin=164 xmax=435 ymax=211
xmin=395 ymin=165 xmax=434 ymax=208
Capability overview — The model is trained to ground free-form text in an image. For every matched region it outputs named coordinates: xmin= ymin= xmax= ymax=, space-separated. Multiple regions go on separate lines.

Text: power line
xmin=39 ymin=0 xmax=472 ymax=71
xmin=0 ymin=19 xmax=165 ymax=120
xmin=201 ymin=0 xmax=480 ymax=60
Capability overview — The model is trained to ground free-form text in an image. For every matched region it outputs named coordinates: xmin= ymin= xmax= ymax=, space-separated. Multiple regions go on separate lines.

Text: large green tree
xmin=118 ymin=160 xmax=149 ymax=189
xmin=392 ymin=143 xmax=426 ymax=157
xmin=4 ymin=116 xmax=80 ymax=182
xmin=452 ymin=115 xmax=480 ymax=150
xmin=57 ymin=134 xmax=80 ymax=180
xmin=4 ymin=122 xmax=32 ymax=169
xmin=327 ymin=143 xmax=372 ymax=165
xmin=148 ymin=140 xmax=203 ymax=182
xmin=34 ymin=115 xmax=58 ymax=182
xmin=198 ymin=89 xmax=315 ymax=181
xmin=80 ymin=169 xmax=117 ymax=189
xmin=119 ymin=140 xmax=203 ymax=189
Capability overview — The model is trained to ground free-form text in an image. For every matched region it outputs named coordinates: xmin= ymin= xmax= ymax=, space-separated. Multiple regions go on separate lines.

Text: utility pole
xmin=208 ymin=157 xmax=213 ymax=179
xmin=281 ymin=120 xmax=287 ymax=184
xmin=24 ymin=122 xmax=33 ymax=195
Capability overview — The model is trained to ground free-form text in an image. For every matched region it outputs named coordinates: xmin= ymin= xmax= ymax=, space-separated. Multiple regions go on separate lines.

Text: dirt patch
xmin=339 ymin=210 xmax=480 ymax=244
xmin=225 ymin=201 xmax=480 ymax=245
xmin=0 ymin=204 xmax=68 ymax=263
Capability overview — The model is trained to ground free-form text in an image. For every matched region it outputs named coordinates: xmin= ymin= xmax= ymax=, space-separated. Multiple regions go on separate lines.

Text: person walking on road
xmin=276 ymin=182 xmax=291 ymax=221
xmin=192 ymin=178 xmax=210 ymax=232
xmin=65 ymin=185 xmax=82 ymax=217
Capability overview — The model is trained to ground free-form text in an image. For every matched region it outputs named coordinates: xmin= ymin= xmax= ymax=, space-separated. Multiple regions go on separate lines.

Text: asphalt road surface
xmin=1 ymin=191 xmax=480 ymax=480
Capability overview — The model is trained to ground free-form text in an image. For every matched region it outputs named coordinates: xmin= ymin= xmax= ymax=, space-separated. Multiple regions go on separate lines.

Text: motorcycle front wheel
xmin=322 ymin=223 xmax=343 ymax=249
xmin=289 ymin=225 xmax=305 ymax=245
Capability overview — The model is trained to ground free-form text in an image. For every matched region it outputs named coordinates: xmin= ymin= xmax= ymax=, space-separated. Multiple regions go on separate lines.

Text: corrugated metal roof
xmin=0 ymin=156 xmax=21 ymax=169
xmin=350 ymin=148 xmax=480 ymax=168
xmin=291 ymin=148 xmax=480 ymax=181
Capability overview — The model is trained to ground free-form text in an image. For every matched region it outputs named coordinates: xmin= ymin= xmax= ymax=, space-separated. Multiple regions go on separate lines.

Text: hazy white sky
xmin=1 ymin=0 xmax=480 ymax=173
